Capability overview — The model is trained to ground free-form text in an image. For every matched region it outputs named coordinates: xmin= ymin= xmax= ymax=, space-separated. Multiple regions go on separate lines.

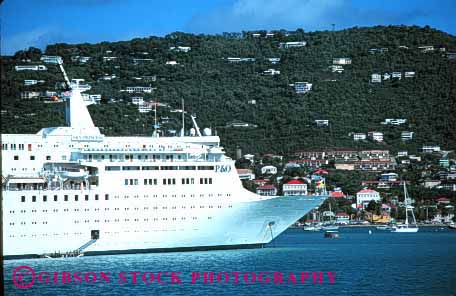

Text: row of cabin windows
xmin=124 ymin=178 xmax=199 ymax=186
xmin=200 ymin=178 xmax=213 ymax=184
xmin=2 ymin=144 xmax=30 ymax=150
xmin=125 ymin=178 xmax=212 ymax=186
xmin=10 ymin=216 xmax=212 ymax=226
xmin=14 ymin=155 xmax=52 ymax=160
xmin=106 ymin=165 xmax=214 ymax=171
xmin=86 ymin=154 xmax=182 ymax=161
xmin=21 ymin=194 xmax=109 ymax=202
xmin=19 ymin=193 xmax=232 ymax=203
xmin=9 ymin=205 xmax=232 ymax=215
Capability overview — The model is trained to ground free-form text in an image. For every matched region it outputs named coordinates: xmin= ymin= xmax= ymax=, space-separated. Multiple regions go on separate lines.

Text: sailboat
xmin=322 ymin=198 xmax=339 ymax=231
xmin=391 ymin=182 xmax=419 ymax=233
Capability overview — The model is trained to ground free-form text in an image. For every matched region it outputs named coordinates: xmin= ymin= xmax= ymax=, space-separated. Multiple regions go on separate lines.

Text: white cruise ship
xmin=1 ymin=64 xmax=327 ymax=259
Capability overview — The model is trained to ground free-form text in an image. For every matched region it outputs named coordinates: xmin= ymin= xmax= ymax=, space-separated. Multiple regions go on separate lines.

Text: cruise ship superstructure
xmin=1 ymin=63 xmax=327 ymax=258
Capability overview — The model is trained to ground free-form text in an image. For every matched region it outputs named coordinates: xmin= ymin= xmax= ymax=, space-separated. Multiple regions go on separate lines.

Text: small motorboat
xmin=324 ymin=231 xmax=339 ymax=238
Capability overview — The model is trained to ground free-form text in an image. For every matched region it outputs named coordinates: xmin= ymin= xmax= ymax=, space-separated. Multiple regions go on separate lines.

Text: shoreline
xmin=291 ymin=223 xmax=451 ymax=229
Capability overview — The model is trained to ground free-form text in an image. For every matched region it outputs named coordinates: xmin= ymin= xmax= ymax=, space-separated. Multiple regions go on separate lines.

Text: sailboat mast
xmin=404 ymin=181 xmax=409 ymax=225
xmin=181 ymin=99 xmax=185 ymax=137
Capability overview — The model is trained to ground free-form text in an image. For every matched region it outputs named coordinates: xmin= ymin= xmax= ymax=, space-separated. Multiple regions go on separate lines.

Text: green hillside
xmin=1 ymin=25 xmax=455 ymax=157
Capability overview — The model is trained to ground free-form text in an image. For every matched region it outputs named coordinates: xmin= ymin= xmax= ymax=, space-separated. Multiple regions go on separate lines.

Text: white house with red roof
xmin=256 ymin=184 xmax=278 ymax=196
xmin=283 ymin=179 xmax=308 ymax=196
xmin=356 ymin=188 xmax=381 ymax=209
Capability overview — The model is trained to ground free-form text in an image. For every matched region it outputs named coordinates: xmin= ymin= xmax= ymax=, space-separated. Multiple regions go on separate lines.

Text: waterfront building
xmin=356 ymin=189 xmax=381 ymax=209
xmin=335 ymin=212 xmax=350 ymax=224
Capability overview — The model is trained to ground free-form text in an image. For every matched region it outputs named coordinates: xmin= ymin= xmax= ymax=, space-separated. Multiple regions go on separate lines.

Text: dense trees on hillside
xmin=1 ymin=26 xmax=455 ymax=157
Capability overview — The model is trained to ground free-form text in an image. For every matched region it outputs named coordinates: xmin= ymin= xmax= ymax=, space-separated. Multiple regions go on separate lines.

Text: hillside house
xmin=371 ymin=74 xmax=381 ymax=83
xmin=256 ymin=185 xmax=277 ymax=196
xmin=392 ymin=72 xmax=402 ymax=79
xmin=283 ymin=180 xmax=308 ymax=196
xmin=293 ymin=82 xmax=312 ymax=94
xmin=422 ymin=145 xmax=440 ymax=153
xmin=125 ymin=86 xmax=153 ymax=93
xmin=418 ymin=45 xmax=434 ymax=52
xmin=333 ymin=58 xmax=352 ymax=65
xmin=279 ymin=41 xmax=307 ymax=48
xmin=368 ymin=131 xmax=384 ymax=142
xmin=329 ymin=65 xmax=344 ymax=73
xmin=353 ymin=133 xmax=367 ymax=141
xmin=401 ymin=131 xmax=414 ymax=141
xmin=131 ymin=97 xmax=144 ymax=105
xmin=169 ymin=46 xmax=191 ymax=52
xmin=40 ymin=55 xmax=62 ymax=64
xmin=382 ymin=118 xmax=406 ymax=125
xmin=20 ymin=91 xmax=41 ymax=99
xmin=15 ymin=65 xmax=47 ymax=71
xmin=103 ymin=56 xmax=118 ymax=62
xmin=267 ymin=58 xmax=281 ymax=64
xmin=262 ymin=69 xmax=280 ymax=76
xmin=315 ymin=120 xmax=329 ymax=127
xmin=261 ymin=165 xmax=278 ymax=175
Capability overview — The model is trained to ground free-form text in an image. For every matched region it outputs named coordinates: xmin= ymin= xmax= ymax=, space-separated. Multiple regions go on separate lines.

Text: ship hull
xmin=3 ymin=193 xmax=326 ymax=259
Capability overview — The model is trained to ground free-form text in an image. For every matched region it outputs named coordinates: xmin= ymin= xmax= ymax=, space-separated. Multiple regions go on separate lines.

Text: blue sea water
xmin=3 ymin=227 xmax=456 ymax=296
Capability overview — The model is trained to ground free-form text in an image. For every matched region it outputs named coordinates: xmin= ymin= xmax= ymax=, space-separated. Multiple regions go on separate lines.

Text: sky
xmin=1 ymin=0 xmax=455 ymax=55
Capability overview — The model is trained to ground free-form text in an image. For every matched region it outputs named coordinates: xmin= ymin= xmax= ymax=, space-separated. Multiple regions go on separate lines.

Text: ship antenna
xmin=190 ymin=114 xmax=202 ymax=137
xmin=153 ymin=101 xmax=159 ymax=137
xmin=180 ymin=98 xmax=185 ymax=137
xmin=58 ymin=59 xmax=71 ymax=89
